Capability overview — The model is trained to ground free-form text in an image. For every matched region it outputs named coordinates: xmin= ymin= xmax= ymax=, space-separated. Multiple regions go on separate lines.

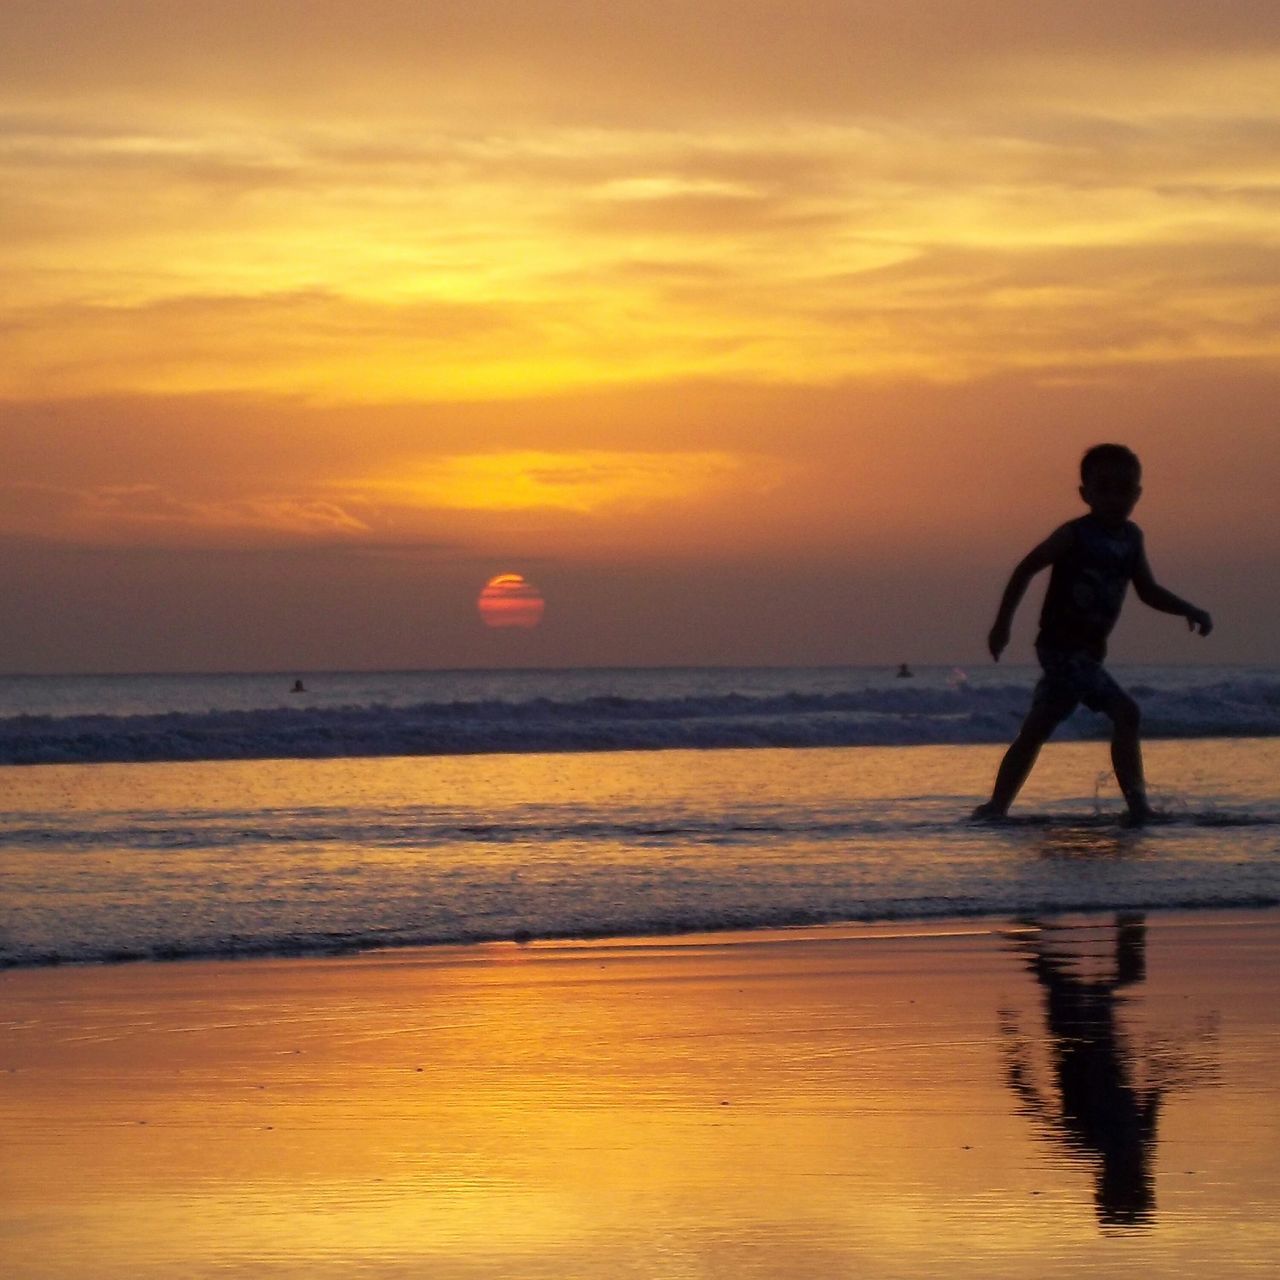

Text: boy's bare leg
xmin=973 ymin=701 xmax=1067 ymax=818
xmin=1104 ymin=692 xmax=1152 ymax=822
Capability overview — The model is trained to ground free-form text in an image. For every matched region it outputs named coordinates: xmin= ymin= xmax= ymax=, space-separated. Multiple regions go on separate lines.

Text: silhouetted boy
xmin=974 ymin=445 xmax=1212 ymax=822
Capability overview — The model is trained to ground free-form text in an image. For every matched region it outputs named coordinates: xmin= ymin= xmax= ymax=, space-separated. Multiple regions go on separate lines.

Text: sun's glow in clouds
xmin=478 ymin=574 xmax=546 ymax=629
xmin=369 ymin=451 xmax=752 ymax=514
xmin=5 ymin=9 xmax=1280 ymax=404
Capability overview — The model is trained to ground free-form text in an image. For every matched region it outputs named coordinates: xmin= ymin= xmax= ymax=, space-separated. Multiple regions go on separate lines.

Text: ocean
xmin=2 ymin=665 xmax=1278 ymax=968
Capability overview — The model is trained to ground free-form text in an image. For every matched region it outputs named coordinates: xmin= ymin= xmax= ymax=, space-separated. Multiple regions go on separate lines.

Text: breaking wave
xmin=3 ymin=677 xmax=1280 ymax=765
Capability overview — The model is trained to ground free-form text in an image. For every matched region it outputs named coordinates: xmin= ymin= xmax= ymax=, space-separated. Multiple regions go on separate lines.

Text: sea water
xmin=1 ymin=666 xmax=1278 ymax=967
xmin=4 ymin=663 xmax=1280 ymax=764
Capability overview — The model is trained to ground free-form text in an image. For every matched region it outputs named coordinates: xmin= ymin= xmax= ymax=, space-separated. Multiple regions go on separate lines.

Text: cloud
xmin=577 ymin=185 xmax=833 ymax=238
xmin=0 ymin=480 xmax=374 ymax=547
xmin=5 ymin=95 xmax=1279 ymax=401
xmin=5 ymin=24 xmax=1280 ymax=402
xmin=6 ymin=3 xmax=1280 ymax=128
xmin=0 ymin=290 xmax=526 ymax=398
xmin=362 ymin=449 xmax=773 ymax=514
xmin=0 ymin=400 xmax=793 ymax=555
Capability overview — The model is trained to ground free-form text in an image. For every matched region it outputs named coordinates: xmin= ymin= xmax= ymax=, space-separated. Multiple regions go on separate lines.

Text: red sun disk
xmin=477 ymin=573 xmax=545 ymax=629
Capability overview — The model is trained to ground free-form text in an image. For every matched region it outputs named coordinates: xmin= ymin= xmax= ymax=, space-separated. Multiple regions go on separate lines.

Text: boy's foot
xmin=1121 ymin=802 xmax=1156 ymax=828
xmin=970 ymin=802 xmax=1008 ymax=822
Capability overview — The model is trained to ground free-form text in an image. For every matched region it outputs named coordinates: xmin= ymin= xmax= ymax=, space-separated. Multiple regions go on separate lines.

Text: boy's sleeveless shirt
xmin=1037 ymin=515 xmax=1143 ymax=659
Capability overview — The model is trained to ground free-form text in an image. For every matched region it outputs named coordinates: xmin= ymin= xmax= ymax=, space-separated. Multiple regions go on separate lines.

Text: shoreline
xmin=5 ymin=901 xmax=1280 ymax=974
xmin=4 ymin=907 xmax=1278 ymax=1278
xmin=5 ymin=728 xmax=1280 ymax=770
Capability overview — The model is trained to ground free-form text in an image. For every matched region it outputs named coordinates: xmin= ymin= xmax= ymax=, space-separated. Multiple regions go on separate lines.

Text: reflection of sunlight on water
xmin=1034 ymin=826 xmax=1141 ymax=861
xmin=4 ymin=916 xmax=1279 ymax=1277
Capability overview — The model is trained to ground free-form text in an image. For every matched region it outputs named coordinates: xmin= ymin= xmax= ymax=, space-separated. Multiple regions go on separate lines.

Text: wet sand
xmin=2 ymin=911 xmax=1278 ymax=1278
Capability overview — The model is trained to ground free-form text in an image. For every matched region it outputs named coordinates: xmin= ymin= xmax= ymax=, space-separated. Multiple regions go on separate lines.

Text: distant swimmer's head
xmin=1079 ymin=443 xmax=1142 ymax=528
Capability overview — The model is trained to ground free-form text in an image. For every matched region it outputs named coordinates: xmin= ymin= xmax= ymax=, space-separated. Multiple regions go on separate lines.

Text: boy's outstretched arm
xmin=986 ymin=526 xmax=1072 ymax=660
xmin=1132 ymin=548 xmax=1213 ymax=635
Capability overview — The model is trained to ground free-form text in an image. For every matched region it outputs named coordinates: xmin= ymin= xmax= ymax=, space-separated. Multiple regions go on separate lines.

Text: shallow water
xmin=3 ymin=739 xmax=1278 ymax=966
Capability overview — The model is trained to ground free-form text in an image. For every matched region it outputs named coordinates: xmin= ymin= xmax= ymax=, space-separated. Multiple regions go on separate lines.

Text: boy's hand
xmin=1186 ymin=607 xmax=1213 ymax=637
xmin=988 ymin=621 xmax=1010 ymax=661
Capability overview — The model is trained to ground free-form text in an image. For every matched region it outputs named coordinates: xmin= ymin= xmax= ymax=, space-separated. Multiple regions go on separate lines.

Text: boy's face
xmin=1080 ymin=463 xmax=1141 ymax=527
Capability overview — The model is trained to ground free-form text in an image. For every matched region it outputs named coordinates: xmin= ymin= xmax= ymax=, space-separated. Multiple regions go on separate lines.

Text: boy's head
xmin=1079 ymin=443 xmax=1142 ymax=526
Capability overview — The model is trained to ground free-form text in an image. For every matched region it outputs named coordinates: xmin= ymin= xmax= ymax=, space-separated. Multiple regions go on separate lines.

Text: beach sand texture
xmin=2 ymin=912 xmax=1277 ymax=1278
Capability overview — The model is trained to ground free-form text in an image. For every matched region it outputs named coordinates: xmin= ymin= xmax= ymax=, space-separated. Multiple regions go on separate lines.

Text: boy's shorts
xmin=1032 ymin=646 xmax=1124 ymax=716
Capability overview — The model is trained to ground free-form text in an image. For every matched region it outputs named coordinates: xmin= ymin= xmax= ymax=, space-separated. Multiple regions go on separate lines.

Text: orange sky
xmin=2 ymin=1 xmax=1278 ymax=670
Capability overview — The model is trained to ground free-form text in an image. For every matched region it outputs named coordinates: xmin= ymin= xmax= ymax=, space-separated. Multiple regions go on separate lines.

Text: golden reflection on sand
xmin=2 ymin=915 xmax=1278 ymax=1278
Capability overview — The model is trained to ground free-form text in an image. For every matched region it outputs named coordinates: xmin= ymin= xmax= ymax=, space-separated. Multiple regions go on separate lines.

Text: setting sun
xmin=477 ymin=573 xmax=546 ymax=630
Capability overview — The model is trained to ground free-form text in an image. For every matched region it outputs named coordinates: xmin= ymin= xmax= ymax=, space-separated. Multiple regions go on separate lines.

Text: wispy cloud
xmin=4 ymin=95 xmax=1280 ymax=399
xmin=0 ymin=480 xmax=374 ymax=547
xmin=363 ymin=449 xmax=772 ymax=514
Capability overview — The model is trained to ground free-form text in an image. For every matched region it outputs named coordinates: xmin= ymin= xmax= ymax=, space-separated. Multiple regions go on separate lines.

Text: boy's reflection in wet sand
xmin=1001 ymin=910 xmax=1160 ymax=1227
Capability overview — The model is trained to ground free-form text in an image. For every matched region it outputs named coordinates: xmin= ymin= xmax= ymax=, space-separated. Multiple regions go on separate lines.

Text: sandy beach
xmin=2 ymin=909 xmax=1277 ymax=1279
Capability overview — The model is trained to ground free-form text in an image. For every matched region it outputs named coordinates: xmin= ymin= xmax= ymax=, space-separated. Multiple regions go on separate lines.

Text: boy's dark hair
xmin=1081 ymin=443 xmax=1141 ymax=484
